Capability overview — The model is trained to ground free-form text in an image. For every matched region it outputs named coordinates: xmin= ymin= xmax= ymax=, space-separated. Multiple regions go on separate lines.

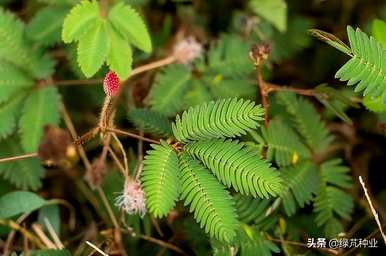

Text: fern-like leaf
xmin=179 ymin=153 xmax=238 ymax=243
xmin=0 ymin=137 xmax=44 ymax=190
xmin=173 ymin=98 xmax=264 ymax=143
xmin=128 ymin=108 xmax=172 ymax=137
xmin=27 ymin=5 xmax=69 ymax=46
xmin=19 ymin=87 xmax=60 ymax=152
xmin=149 ymin=64 xmax=192 ymax=117
xmin=280 ymin=162 xmax=319 ymax=216
xmin=61 ymin=0 xmax=99 ymax=43
xmin=336 ymin=26 xmax=386 ymax=99
xmin=184 ymin=139 xmax=283 ymax=198
xmin=108 ymin=2 xmax=152 ymax=53
xmin=77 ymin=19 xmax=109 ymax=77
xmin=314 ymin=159 xmax=353 ymax=226
xmin=207 ymin=35 xmax=254 ymax=78
xmin=262 ymin=119 xmax=310 ymax=167
xmin=234 ymin=194 xmax=270 ymax=224
xmin=142 ymin=141 xmax=179 ymax=218
xmin=0 ymin=61 xmax=33 ymax=104
xmin=277 ymin=92 xmax=332 ymax=153
xmin=237 ymin=224 xmax=280 ymax=256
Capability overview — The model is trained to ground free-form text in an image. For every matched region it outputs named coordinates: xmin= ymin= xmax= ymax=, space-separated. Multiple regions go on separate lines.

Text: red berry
xmin=103 ymin=71 xmax=120 ymax=96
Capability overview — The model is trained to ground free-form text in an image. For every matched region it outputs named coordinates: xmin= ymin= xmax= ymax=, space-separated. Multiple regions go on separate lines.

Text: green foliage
xmin=261 ymin=119 xmax=310 ymax=167
xmin=172 ymin=98 xmax=264 ymax=143
xmin=142 ymin=141 xmax=179 ymax=218
xmin=237 ymin=224 xmax=280 ymax=256
xmin=149 ymin=64 xmax=192 ymax=116
xmin=249 ymin=0 xmax=287 ymax=32
xmin=234 ymin=194 xmax=271 ymax=224
xmin=280 ymin=162 xmax=319 ymax=216
xmin=184 ymin=139 xmax=283 ymax=198
xmin=0 ymin=92 xmax=25 ymax=139
xmin=0 ymin=61 xmax=34 ymax=104
xmin=372 ymin=19 xmax=386 ymax=50
xmin=0 ymin=191 xmax=47 ymax=218
xmin=179 ymin=153 xmax=238 ymax=243
xmin=77 ymin=19 xmax=109 ymax=77
xmin=62 ymin=0 xmax=151 ymax=79
xmin=38 ymin=205 xmax=61 ymax=235
xmin=27 ymin=5 xmax=69 ymax=47
xmin=128 ymin=108 xmax=172 ymax=137
xmin=0 ymin=8 xmax=54 ymax=79
xmin=0 ymin=137 xmax=44 ymax=190
xmin=19 ymin=87 xmax=60 ymax=152
xmin=314 ymin=159 xmax=353 ymax=229
xmin=335 ymin=26 xmax=386 ymax=100
xmin=108 ymin=2 xmax=152 ymax=53
xmin=277 ymin=92 xmax=332 ymax=153
xmin=61 ymin=0 xmax=99 ymax=43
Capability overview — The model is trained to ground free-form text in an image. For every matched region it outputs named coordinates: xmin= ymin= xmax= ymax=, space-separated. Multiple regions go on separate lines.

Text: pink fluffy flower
xmin=103 ymin=71 xmax=120 ymax=96
xmin=173 ymin=36 xmax=203 ymax=65
xmin=115 ymin=179 xmax=147 ymax=217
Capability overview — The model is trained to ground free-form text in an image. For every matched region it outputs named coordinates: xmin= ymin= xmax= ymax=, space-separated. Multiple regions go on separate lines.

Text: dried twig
xmin=85 ymin=241 xmax=109 ymax=256
xmin=0 ymin=152 xmax=38 ymax=164
xmin=105 ymin=127 xmax=159 ymax=144
xmin=359 ymin=176 xmax=386 ymax=245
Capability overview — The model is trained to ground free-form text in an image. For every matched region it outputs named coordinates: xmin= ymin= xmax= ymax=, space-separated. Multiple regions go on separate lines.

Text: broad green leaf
xmin=0 ymin=61 xmax=33 ymax=104
xmin=372 ymin=19 xmax=386 ymax=49
xmin=27 ymin=5 xmax=70 ymax=46
xmin=38 ymin=205 xmax=61 ymax=236
xmin=0 ymin=92 xmax=25 ymax=139
xmin=249 ymin=0 xmax=287 ymax=32
xmin=0 ymin=191 xmax=47 ymax=219
xmin=19 ymin=87 xmax=60 ymax=152
xmin=106 ymin=24 xmax=133 ymax=80
xmin=61 ymin=0 xmax=99 ymax=43
xmin=0 ymin=137 xmax=44 ymax=190
xmin=108 ymin=2 xmax=152 ymax=53
xmin=77 ymin=19 xmax=109 ymax=77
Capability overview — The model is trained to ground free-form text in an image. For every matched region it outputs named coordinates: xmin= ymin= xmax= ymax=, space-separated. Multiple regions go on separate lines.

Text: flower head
xmin=173 ymin=36 xmax=203 ymax=65
xmin=103 ymin=71 xmax=120 ymax=96
xmin=115 ymin=179 xmax=147 ymax=217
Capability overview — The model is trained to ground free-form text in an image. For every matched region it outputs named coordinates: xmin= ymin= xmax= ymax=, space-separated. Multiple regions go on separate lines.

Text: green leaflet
xmin=108 ymin=2 xmax=152 ymax=53
xmin=61 ymin=0 xmax=99 ymax=43
xmin=0 ymin=92 xmax=26 ymax=139
xmin=128 ymin=108 xmax=172 ymax=137
xmin=142 ymin=141 xmax=180 ymax=218
xmin=277 ymin=92 xmax=332 ymax=153
xmin=249 ymin=0 xmax=287 ymax=32
xmin=262 ymin=119 xmax=310 ymax=167
xmin=184 ymin=139 xmax=283 ymax=199
xmin=372 ymin=19 xmax=386 ymax=49
xmin=27 ymin=5 xmax=70 ymax=46
xmin=77 ymin=19 xmax=109 ymax=78
xmin=179 ymin=153 xmax=238 ymax=243
xmin=234 ymin=194 xmax=271 ymax=224
xmin=314 ymin=159 xmax=353 ymax=228
xmin=19 ymin=87 xmax=60 ymax=152
xmin=336 ymin=26 xmax=386 ymax=100
xmin=149 ymin=64 xmax=192 ymax=117
xmin=0 ymin=61 xmax=33 ymax=104
xmin=0 ymin=137 xmax=44 ymax=190
xmin=106 ymin=23 xmax=133 ymax=80
xmin=279 ymin=162 xmax=319 ymax=216
xmin=0 ymin=191 xmax=47 ymax=219
xmin=172 ymin=98 xmax=264 ymax=143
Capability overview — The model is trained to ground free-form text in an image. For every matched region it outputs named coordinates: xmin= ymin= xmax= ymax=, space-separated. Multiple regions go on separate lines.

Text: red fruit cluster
xmin=103 ymin=71 xmax=120 ymax=96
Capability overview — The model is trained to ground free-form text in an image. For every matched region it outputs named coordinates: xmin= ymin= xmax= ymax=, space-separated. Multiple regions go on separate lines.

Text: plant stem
xmin=0 ymin=152 xmax=38 ymax=164
xmin=105 ymin=127 xmax=160 ymax=144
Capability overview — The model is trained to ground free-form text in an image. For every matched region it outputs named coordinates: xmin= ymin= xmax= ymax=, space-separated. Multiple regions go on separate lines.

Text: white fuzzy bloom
xmin=115 ymin=179 xmax=146 ymax=217
xmin=173 ymin=36 xmax=203 ymax=65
